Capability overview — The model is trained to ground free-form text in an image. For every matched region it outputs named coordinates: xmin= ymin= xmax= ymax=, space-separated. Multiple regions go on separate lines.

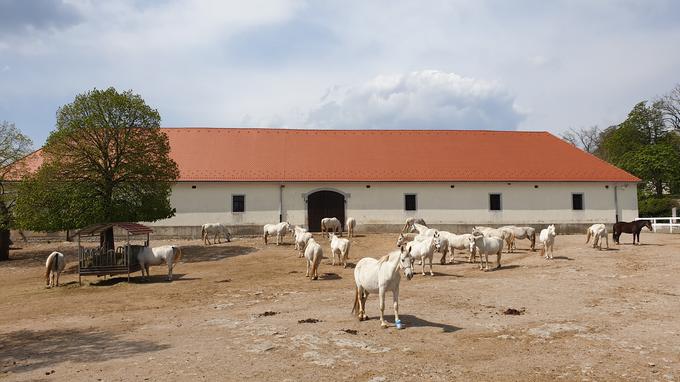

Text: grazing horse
xmin=321 ymin=217 xmax=342 ymax=236
xmin=613 ymin=220 xmax=652 ymax=245
xmin=405 ymin=232 xmax=440 ymax=276
xmin=539 ymin=225 xmax=556 ymax=259
xmin=303 ymin=238 xmax=323 ymax=280
xmin=352 ymin=246 xmax=414 ymax=328
xmin=201 ymin=223 xmax=231 ymax=245
xmin=402 ymin=217 xmax=427 ymax=233
xmin=263 ymin=222 xmax=292 ymax=245
xmin=469 ymin=229 xmax=503 ymax=271
xmin=136 ymin=245 xmax=183 ymax=281
xmin=329 ymin=232 xmax=351 ymax=267
xmin=45 ymin=251 xmax=65 ymax=288
xmin=586 ymin=223 xmax=609 ymax=250
xmin=346 ymin=217 xmax=356 ymax=238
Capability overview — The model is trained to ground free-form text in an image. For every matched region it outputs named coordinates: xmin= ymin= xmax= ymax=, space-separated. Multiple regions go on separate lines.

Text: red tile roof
xmin=15 ymin=128 xmax=640 ymax=182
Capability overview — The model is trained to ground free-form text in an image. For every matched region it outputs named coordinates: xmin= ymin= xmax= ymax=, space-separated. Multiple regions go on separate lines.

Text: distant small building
xmin=142 ymin=128 xmax=638 ymax=235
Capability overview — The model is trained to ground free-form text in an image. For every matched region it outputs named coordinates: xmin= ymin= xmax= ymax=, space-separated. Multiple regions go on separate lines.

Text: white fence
xmin=636 ymin=217 xmax=680 ymax=233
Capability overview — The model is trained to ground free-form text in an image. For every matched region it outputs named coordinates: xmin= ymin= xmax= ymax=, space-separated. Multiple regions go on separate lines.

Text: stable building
xmin=147 ymin=128 xmax=639 ymax=236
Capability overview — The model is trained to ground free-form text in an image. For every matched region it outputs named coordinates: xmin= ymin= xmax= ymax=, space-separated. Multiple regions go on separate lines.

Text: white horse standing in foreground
xmin=137 ymin=245 xmax=183 ymax=281
xmin=539 ymin=224 xmax=557 ymax=259
xmin=263 ymin=222 xmax=292 ymax=245
xmin=45 ymin=251 xmax=65 ymax=288
xmin=586 ymin=223 xmax=608 ymax=250
xmin=201 ymin=223 xmax=231 ymax=245
xmin=352 ymin=246 xmax=414 ymax=328
xmin=329 ymin=232 xmax=351 ymax=267
xmin=469 ymin=229 xmax=503 ymax=271
xmin=346 ymin=217 xmax=356 ymax=238
xmin=303 ymin=238 xmax=323 ymax=280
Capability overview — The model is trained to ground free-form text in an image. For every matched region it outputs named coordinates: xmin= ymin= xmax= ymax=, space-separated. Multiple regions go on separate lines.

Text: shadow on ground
xmin=180 ymin=245 xmax=257 ymax=263
xmin=88 ymin=273 xmax=198 ymax=286
xmin=0 ymin=328 xmax=170 ymax=373
xmin=384 ymin=314 xmax=461 ymax=333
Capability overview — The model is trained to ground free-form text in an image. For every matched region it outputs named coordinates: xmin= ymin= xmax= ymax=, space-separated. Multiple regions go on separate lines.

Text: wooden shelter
xmin=74 ymin=222 xmax=153 ymax=284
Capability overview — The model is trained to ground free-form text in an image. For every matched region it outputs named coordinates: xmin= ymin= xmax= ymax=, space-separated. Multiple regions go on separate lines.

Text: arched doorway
xmin=307 ymin=190 xmax=345 ymax=232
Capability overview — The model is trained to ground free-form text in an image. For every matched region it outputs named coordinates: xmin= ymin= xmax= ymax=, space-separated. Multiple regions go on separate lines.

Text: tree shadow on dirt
xmin=319 ymin=272 xmax=342 ymax=280
xmin=552 ymin=256 xmax=575 ymax=261
xmin=384 ymin=314 xmax=461 ymax=333
xmin=0 ymin=328 xmax=170 ymax=374
xmin=88 ymin=273 xmax=199 ymax=286
xmin=179 ymin=245 xmax=257 ymax=263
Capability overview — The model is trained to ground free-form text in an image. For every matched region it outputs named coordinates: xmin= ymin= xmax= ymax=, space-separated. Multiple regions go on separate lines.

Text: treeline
xmin=563 ymin=84 xmax=680 ymax=217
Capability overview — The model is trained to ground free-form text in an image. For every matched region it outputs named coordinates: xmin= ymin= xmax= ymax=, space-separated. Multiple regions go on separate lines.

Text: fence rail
xmin=636 ymin=217 xmax=680 ymax=233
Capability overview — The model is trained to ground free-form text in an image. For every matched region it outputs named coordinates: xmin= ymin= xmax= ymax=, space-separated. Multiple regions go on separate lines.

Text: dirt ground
xmin=1 ymin=231 xmax=679 ymax=381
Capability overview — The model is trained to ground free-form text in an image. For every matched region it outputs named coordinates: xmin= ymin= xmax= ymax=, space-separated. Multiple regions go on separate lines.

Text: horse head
xmin=643 ymin=220 xmax=653 ymax=231
xmin=399 ymin=245 xmax=414 ymax=280
xmin=432 ymin=231 xmax=441 ymax=251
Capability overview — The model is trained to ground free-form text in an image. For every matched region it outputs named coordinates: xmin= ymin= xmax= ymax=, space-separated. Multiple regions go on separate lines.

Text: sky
xmin=1 ymin=0 xmax=679 ymax=147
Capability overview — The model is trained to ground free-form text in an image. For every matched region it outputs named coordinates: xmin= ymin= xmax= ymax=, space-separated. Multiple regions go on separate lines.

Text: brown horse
xmin=612 ymin=220 xmax=652 ymax=245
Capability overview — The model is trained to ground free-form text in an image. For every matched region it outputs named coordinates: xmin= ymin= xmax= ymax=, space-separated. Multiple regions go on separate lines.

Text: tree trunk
xmin=100 ymin=227 xmax=114 ymax=251
xmin=0 ymin=229 xmax=10 ymax=261
xmin=655 ymin=180 xmax=664 ymax=197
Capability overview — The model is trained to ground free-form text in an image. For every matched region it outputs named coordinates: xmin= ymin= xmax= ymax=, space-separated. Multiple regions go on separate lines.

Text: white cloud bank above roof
xmin=289 ymin=70 xmax=524 ymax=130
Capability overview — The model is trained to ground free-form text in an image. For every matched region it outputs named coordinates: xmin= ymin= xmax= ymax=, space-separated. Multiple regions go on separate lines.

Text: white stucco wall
xmin=147 ymin=181 xmax=638 ymax=227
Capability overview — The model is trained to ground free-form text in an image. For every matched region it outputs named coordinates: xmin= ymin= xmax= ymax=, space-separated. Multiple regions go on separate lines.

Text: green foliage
xmin=638 ymin=196 xmax=678 ymax=217
xmin=0 ymin=121 xmax=33 ymax=230
xmin=599 ymin=101 xmax=680 ymax=196
xmin=15 ymin=87 xmax=179 ymax=231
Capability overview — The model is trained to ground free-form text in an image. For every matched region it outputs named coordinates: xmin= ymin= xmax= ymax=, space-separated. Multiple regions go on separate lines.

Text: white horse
xmin=469 ymin=229 xmax=503 ymax=271
xmin=405 ymin=232 xmax=440 ymax=276
xmin=352 ymin=246 xmax=414 ymax=328
xmin=346 ymin=217 xmax=356 ymax=238
xmin=201 ymin=223 xmax=231 ymax=245
xmin=501 ymin=226 xmax=536 ymax=251
xmin=263 ymin=222 xmax=292 ymax=245
xmin=586 ymin=223 xmax=608 ymax=250
xmin=474 ymin=226 xmax=515 ymax=253
xmin=539 ymin=224 xmax=557 ymax=259
xmin=293 ymin=226 xmax=313 ymax=256
xmin=303 ymin=238 xmax=323 ymax=280
xmin=329 ymin=232 xmax=351 ymax=267
xmin=402 ymin=217 xmax=427 ymax=233
xmin=137 ymin=245 xmax=183 ymax=281
xmin=45 ymin=251 xmax=65 ymax=288
xmin=321 ymin=217 xmax=342 ymax=236
xmin=437 ymin=231 xmax=475 ymax=264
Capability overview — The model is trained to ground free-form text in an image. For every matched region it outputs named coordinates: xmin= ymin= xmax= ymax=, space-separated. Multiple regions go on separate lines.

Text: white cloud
xmin=292 ymin=70 xmax=524 ymax=130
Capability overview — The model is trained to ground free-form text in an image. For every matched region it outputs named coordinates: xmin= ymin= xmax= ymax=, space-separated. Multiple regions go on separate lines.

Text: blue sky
xmin=1 ymin=0 xmax=679 ymax=147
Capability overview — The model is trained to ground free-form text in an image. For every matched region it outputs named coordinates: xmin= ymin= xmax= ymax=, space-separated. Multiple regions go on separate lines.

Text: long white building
xmin=145 ymin=128 xmax=639 ymax=236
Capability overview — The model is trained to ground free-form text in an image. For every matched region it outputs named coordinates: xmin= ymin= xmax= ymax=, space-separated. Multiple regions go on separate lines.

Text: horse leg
xmin=56 ymin=271 xmax=60 ymax=287
xmin=263 ymin=233 xmax=268 ymax=245
xmin=305 ymin=259 xmax=310 ymax=277
xmin=145 ymin=265 xmax=150 ymax=280
xmin=420 ymin=257 xmax=426 ymax=276
xmin=496 ymin=250 xmax=502 ymax=269
xmin=276 ymin=233 xmax=280 ymax=246
xmin=167 ymin=261 xmax=173 ymax=281
xmin=359 ymin=289 xmax=368 ymax=321
xmin=379 ymin=289 xmax=387 ymax=328
xmin=428 ymin=255 xmax=434 ymax=276
xmin=392 ymin=288 xmax=400 ymax=324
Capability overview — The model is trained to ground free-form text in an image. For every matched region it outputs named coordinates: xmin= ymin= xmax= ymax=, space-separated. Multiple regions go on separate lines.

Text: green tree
xmin=0 ymin=121 xmax=33 ymax=261
xmin=15 ymin=88 xmax=178 ymax=249
xmin=600 ymin=101 xmax=680 ymax=197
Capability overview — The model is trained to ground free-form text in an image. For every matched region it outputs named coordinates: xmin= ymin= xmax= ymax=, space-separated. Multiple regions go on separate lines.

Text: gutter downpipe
xmin=279 ymin=184 xmax=284 ymax=223
xmin=614 ymin=184 xmax=619 ymax=223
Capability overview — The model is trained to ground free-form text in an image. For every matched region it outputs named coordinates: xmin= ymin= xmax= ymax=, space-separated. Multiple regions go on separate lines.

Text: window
xmin=489 ymin=193 xmax=502 ymax=211
xmin=405 ymin=194 xmax=417 ymax=211
xmin=572 ymin=193 xmax=584 ymax=210
xmin=232 ymin=195 xmax=245 ymax=213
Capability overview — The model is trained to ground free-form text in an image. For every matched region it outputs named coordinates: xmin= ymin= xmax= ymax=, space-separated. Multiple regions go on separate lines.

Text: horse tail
xmin=44 ymin=253 xmax=54 ymax=282
xmin=172 ymin=246 xmax=183 ymax=263
xmin=540 ymin=245 xmax=545 ymax=257
xmin=585 ymin=228 xmax=591 ymax=244
xmin=263 ymin=231 xmax=268 ymax=245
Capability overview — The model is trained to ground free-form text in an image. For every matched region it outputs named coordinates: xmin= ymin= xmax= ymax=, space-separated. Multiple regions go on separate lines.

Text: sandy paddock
xmin=1 ymin=232 xmax=679 ymax=381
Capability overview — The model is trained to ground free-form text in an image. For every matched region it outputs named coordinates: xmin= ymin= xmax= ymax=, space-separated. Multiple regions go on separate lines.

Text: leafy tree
xmin=15 ymin=88 xmax=178 ymax=249
xmin=0 ymin=121 xmax=33 ymax=261
xmin=600 ymin=101 xmax=680 ymax=197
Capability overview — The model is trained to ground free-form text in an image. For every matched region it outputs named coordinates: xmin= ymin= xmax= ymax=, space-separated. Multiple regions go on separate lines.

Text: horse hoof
xmin=381 ymin=323 xmax=388 ymax=329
